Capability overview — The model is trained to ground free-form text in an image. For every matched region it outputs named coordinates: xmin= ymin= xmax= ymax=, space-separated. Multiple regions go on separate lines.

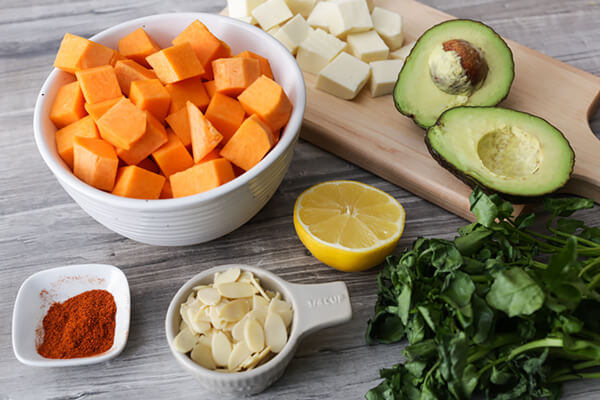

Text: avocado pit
xmin=428 ymin=39 xmax=489 ymax=95
xmin=477 ymin=126 xmax=542 ymax=179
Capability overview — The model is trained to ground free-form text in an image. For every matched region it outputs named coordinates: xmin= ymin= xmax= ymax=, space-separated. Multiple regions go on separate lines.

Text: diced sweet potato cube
xmin=84 ymin=97 xmax=123 ymax=122
xmin=204 ymin=93 xmax=245 ymax=144
xmin=49 ymin=81 xmax=87 ymax=128
xmin=238 ymin=76 xmax=292 ymax=132
xmin=137 ymin=157 xmax=161 ymax=174
xmin=146 ymin=42 xmax=205 ymax=84
xmin=236 ymin=50 xmax=274 ymax=79
xmin=114 ymin=59 xmax=157 ymax=96
xmin=172 ymin=20 xmax=231 ymax=80
xmin=97 ymin=98 xmax=146 ymax=150
xmin=129 ymin=79 xmax=171 ymax=122
xmin=187 ymin=101 xmax=223 ymax=163
xmin=112 ymin=165 xmax=165 ymax=199
xmin=152 ymin=131 xmax=194 ymax=177
xmin=117 ymin=111 xmax=168 ymax=165
xmin=160 ymin=179 xmax=173 ymax=199
xmin=170 ymin=158 xmax=235 ymax=198
xmin=55 ymin=115 xmax=99 ymax=169
xmin=204 ymin=80 xmax=217 ymax=99
xmin=54 ymin=33 xmax=115 ymax=73
xmin=220 ymin=114 xmax=276 ymax=171
xmin=75 ymin=65 xmax=122 ymax=105
xmin=165 ymin=76 xmax=209 ymax=114
xmin=73 ymin=136 xmax=119 ymax=191
xmin=165 ymin=106 xmax=191 ymax=148
xmin=213 ymin=57 xmax=261 ymax=96
xmin=117 ymin=27 xmax=161 ymax=67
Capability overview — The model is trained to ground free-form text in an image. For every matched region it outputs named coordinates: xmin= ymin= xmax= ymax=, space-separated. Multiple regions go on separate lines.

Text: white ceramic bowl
xmin=33 ymin=13 xmax=306 ymax=246
xmin=165 ymin=264 xmax=352 ymax=395
xmin=12 ymin=264 xmax=131 ymax=367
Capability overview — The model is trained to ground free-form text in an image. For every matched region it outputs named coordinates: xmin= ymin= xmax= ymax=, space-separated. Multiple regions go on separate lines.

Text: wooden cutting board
xmin=227 ymin=0 xmax=600 ymax=220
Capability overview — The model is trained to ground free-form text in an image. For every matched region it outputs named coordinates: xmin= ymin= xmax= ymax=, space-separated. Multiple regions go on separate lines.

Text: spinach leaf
xmin=486 ymin=268 xmax=545 ymax=317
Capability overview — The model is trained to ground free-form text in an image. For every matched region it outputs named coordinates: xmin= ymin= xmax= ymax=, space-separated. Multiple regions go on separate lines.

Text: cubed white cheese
xmin=267 ymin=25 xmax=281 ymax=36
xmin=252 ymin=0 xmax=293 ymax=31
xmin=390 ymin=40 xmax=416 ymax=61
xmin=328 ymin=0 xmax=373 ymax=37
xmin=274 ymin=14 xmax=311 ymax=55
xmin=317 ymin=52 xmax=370 ymax=100
xmin=369 ymin=59 xmax=404 ymax=97
xmin=371 ymin=7 xmax=404 ymax=50
xmin=296 ymin=28 xmax=346 ymax=74
xmin=346 ymin=30 xmax=389 ymax=63
xmin=285 ymin=0 xmax=317 ymax=17
xmin=307 ymin=2 xmax=335 ymax=32
xmin=228 ymin=0 xmax=265 ymax=19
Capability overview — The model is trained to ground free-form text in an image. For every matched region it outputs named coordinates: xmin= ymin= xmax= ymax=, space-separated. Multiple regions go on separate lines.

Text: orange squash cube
xmin=165 ymin=76 xmax=210 ymax=114
xmin=213 ymin=57 xmax=261 ymax=96
xmin=114 ymin=59 xmax=157 ymax=96
xmin=73 ymin=136 xmax=119 ymax=191
xmin=49 ymin=81 xmax=87 ymax=128
xmin=54 ymin=33 xmax=115 ymax=73
xmin=112 ymin=165 xmax=166 ymax=199
xmin=170 ymin=158 xmax=235 ymax=198
xmin=165 ymin=106 xmax=191 ymax=148
xmin=204 ymin=93 xmax=245 ymax=144
xmin=75 ymin=65 xmax=122 ymax=105
xmin=55 ymin=115 xmax=99 ymax=169
xmin=220 ymin=114 xmax=276 ymax=171
xmin=152 ymin=131 xmax=194 ymax=177
xmin=84 ymin=97 xmax=123 ymax=122
xmin=236 ymin=50 xmax=274 ymax=79
xmin=117 ymin=27 xmax=161 ymax=67
xmin=97 ymin=98 xmax=147 ymax=150
xmin=238 ymin=76 xmax=292 ymax=132
xmin=204 ymin=80 xmax=217 ymax=99
xmin=129 ymin=79 xmax=171 ymax=122
xmin=146 ymin=42 xmax=205 ymax=84
xmin=117 ymin=111 xmax=168 ymax=165
xmin=187 ymin=102 xmax=223 ymax=163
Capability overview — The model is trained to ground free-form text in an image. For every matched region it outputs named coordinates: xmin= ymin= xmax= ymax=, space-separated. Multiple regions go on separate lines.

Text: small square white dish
xmin=12 ymin=264 xmax=131 ymax=367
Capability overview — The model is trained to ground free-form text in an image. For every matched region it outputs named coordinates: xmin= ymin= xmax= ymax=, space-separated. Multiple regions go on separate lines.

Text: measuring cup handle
xmin=287 ymin=281 xmax=352 ymax=337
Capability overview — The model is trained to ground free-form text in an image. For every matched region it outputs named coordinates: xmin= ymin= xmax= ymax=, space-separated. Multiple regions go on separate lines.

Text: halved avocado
xmin=395 ymin=19 xmax=515 ymax=128
xmin=426 ymin=107 xmax=575 ymax=202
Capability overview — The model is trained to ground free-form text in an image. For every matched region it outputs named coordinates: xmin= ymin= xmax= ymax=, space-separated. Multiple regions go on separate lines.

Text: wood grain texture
xmin=1 ymin=0 xmax=599 ymax=399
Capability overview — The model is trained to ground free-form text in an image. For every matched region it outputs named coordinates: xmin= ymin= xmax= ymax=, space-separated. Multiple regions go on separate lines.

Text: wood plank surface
xmin=1 ymin=0 xmax=600 ymax=399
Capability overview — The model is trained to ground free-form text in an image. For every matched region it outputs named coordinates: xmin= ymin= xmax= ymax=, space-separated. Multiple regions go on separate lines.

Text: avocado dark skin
xmin=425 ymin=107 xmax=575 ymax=204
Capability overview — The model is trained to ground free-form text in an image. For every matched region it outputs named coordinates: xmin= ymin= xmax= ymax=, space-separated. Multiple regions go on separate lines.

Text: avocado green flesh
xmin=394 ymin=20 xmax=515 ymax=128
xmin=426 ymin=107 xmax=574 ymax=198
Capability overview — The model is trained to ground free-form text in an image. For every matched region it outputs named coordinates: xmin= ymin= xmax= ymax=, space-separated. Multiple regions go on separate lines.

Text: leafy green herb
xmin=366 ymin=188 xmax=600 ymax=399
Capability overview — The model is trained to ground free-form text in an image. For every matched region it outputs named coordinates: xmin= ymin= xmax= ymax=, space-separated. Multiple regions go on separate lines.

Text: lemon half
xmin=293 ymin=180 xmax=406 ymax=272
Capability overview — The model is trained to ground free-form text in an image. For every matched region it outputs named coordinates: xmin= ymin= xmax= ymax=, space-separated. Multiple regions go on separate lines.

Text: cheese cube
xmin=371 ymin=7 xmax=404 ymax=50
xmin=274 ymin=14 xmax=311 ymax=54
xmin=317 ymin=52 xmax=370 ymax=100
xmin=252 ymin=0 xmax=293 ymax=31
xmin=227 ymin=0 xmax=265 ymax=19
xmin=369 ymin=59 xmax=404 ymax=97
xmin=285 ymin=0 xmax=317 ymax=17
xmin=346 ymin=30 xmax=389 ymax=63
xmin=267 ymin=25 xmax=281 ymax=36
xmin=296 ymin=29 xmax=346 ymax=74
xmin=390 ymin=41 xmax=416 ymax=61
xmin=307 ymin=2 xmax=335 ymax=32
xmin=328 ymin=0 xmax=373 ymax=37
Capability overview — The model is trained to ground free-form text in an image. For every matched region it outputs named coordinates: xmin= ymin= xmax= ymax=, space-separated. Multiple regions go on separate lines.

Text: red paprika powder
xmin=37 ymin=289 xmax=116 ymax=359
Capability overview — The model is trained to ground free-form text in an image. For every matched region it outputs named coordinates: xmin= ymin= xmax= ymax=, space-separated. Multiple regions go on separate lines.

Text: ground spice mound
xmin=37 ymin=289 xmax=116 ymax=359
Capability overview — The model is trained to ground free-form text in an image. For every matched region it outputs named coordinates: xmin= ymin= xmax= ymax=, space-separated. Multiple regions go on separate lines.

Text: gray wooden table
xmin=1 ymin=0 xmax=599 ymax=398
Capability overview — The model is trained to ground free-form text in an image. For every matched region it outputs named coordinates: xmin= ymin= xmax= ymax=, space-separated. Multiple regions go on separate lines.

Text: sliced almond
xmin=209 ymin=306 xmax=229 ymax=330
xmin=238 ymin=271 xmax=254 ymax=282
xmin=228 ymin=340 xmax=252 ymax=371
xmin=192 ymin=284 xmax=209 ymax=292
xmin=211 ymin=331 xmax=232 ymax=367
xmin=244 ymin=318 xmax=265 ymax=353
xmin=189 ymin=318 xmax=211 ymax=335
xmin=232 ymin=314 xmax=249 ymax=342
xmin=173 ymin=328 xmax=197 ymax=353
xmin=197 ymin=331 xmax=213 ymax=346
xmin=196 ymin=287 xmax=221 ymax=305
xmin=241 ymin=346 xmax=272 ymax=370
xmin=216 ymin=282 xmax=256 ymax=298
xmin=191 ymin=343 xmax=216 ymax=370
xmin=214 ymin=268 xmax=241 ymax=285
xmin=264 ymin=312 xmax=287 ymax=353
xmin=268 ymin=298 xmax=293 ymax=328
xmin=250 ymin=276 xmax=270 ymax=300
xmin=219 ymin=298 xmax=251 ymax=322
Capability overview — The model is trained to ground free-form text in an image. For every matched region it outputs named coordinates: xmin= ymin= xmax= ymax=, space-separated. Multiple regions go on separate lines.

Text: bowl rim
xmin=165 ymin=264 xmax=300 ymax=381
xmin=12 ymin=263 xmax=131 ymax=367
xmin=33 ymin=12 xmax=306 ymax=211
